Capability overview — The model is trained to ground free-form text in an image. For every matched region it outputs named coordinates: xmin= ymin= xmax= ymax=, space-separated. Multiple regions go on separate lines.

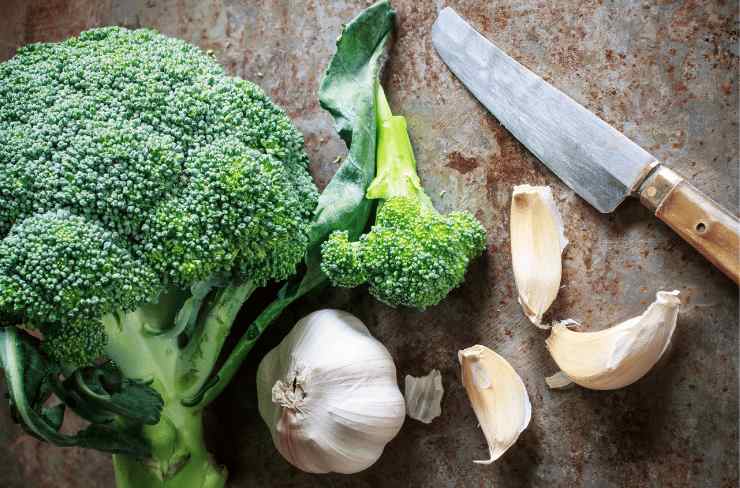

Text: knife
xmin=432 ymin=7 xmax=740 ymax=284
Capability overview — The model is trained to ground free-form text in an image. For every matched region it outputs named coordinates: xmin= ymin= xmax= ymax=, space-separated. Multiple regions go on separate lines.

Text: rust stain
xmin=446 ymin=151 xmax=479 ymax=174
xmin=583 ymin=252 xmax=593 ymax=270
xmin=494 ymin=6 xmax=511 ymax=30
xmin=24 ymin=0 xmax=108 ymax=43
xmin=555 ymin=45 xmax=583 ymax=70
xmin=485 ymin=118 xmax=545 ymax=196
xmin=464 ymin=6 xmax=492 ymax=35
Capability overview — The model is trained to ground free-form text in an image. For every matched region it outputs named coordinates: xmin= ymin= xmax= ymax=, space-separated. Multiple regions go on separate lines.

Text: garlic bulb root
xmin=458 ymin=345 xmax=531 ymax=464
xmin=257 ymin=309 xmax=405 ymax=474
xmin=545 ymin=290 xmax=681 ymax=390
xmin=510 ymin=185 xmax=567 ymax=327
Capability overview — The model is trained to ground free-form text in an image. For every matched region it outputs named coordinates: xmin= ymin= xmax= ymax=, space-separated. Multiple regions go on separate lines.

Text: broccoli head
xmin=320 ymin=86 xmax=486 ymax=309
xmin=0 ymin=26 xmax=318 ymax=367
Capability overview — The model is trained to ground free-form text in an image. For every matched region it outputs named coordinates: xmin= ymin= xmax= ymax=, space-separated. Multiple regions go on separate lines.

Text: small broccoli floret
xmin=323 ymin=197 xmax=486 ymax=308
xmin=42 ymin=319 xmax=108 ymax=368
xmin=320 ymin=231 xmax=368 ymax=288
xmin=0 ymin=210 xmax=159 ymax=365
xmin=320 ymin=86 xmax=486 ymax=309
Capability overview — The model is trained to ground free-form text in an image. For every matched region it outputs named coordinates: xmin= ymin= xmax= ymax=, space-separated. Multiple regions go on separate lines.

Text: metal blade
xmin=432 ymin=7 xmax=657 ymax=213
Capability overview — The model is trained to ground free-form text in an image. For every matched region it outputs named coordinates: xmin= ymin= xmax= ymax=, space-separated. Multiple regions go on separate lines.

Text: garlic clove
xmin=458 ymin=345 xmax=531 ymax=464
xmin=257 ymin=309 xmax=405 ymax=474
xmin=404 ymin=369 xmax=444 ymax=424
xmin=545 ymin=290 xmax=681 ymax=390
xmin=510 ymin=185 xmax=567 ymax=327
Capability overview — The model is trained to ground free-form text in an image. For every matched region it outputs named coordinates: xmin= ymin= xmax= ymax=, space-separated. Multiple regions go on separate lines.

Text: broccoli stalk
xmin=320 ymin=85 xmax=487 ymax=309
xmin=103 ymin=285 xmax=255 ymax=488
xmin=366 ymin=85 xmax=434 ymax=208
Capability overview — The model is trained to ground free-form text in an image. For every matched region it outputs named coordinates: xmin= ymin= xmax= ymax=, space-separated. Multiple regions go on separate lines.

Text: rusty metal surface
xmin=0 ymin=0 xmax=738 ymax=487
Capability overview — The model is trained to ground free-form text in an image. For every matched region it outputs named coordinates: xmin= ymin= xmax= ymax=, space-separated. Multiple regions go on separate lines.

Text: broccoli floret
xmin=320 ymin=231 xmax=368 ymax=288
xmin=146 ymin=138 xmax=312 ymax=287
xmin=320 ymin=86 xmax=486 ymax=308
xmin=0 ymin=210 xmax=159 ymax=365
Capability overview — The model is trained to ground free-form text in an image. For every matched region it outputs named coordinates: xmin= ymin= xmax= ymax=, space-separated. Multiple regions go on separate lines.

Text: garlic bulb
xmin=256 ymin=309 xmax=405 ymax=474
xmin=404 ymin=369 xmax=444 ymax=424
xmin=545 ymin=290 xmax=681 ymax=390
xmin=458 ymin=345 xmax=531 ymax=464
xmin=510 ymin=185 xmax=568 ymax=327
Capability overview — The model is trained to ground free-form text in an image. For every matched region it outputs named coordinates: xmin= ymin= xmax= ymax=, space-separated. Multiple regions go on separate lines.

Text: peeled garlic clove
xmin=458 ymin=345 xmax=531 ymax=464
xmin=546 ymin=290 xmax=681 ymax=390
xmin=510 ymin=185 xmax=568 ymax=327
xmin=404 ymin=369 xmax=443 ymax=424
xmin=257 ymin=309 xmax=405 ymax=474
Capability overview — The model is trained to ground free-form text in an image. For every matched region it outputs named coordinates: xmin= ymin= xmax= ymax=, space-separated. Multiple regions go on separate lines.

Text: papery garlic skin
xmin=257 ymin=309 xmax=405 ymax=474
xmin=544 ymin=370 xmax=574 ymax=389
xmin=546 ymin=291 xmax=681 ymax=390
xmin=510 ymin=185 xmax=568 ymax=327
xmin=458 ymin=345 xmax=531 ymax=464
xmin=404 ymin=369 xmax=444 ymax=424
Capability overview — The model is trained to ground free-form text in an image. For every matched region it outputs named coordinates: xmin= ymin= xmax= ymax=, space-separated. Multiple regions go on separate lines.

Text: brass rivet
xmin=645 ymin=186 xmax=657 ymax=198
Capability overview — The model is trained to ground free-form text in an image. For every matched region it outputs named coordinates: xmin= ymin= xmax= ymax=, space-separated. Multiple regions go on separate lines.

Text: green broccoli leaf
xmin=73 ymin=424 xmax=152 ymax=457
xmin=59 ymin=363 xmax=163 ymax=425
xmin=0 ymin=327 xmax=161 ymax=457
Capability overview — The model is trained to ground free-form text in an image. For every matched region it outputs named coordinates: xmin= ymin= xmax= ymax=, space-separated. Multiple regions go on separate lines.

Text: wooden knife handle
xmin=638 ymin=164 xmax=740 ymax=284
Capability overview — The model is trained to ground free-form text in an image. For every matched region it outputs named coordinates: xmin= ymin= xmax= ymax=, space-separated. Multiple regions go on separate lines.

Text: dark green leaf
xmin=0 ymin=327 xmax=161 ymax=457
xmin=61 ymin=363 xmax=163 ymax=425
xmin=286 ymin=0 xmax=396 ymax=301
xmin=75 ymin=424 xmax=153 ymax=456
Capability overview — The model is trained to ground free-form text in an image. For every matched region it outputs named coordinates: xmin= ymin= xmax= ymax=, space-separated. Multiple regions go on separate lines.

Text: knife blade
xmin=432 ymin=7 xmax=656 ymax=213
xmin=432 ymin=7 xmax=739 ymax=283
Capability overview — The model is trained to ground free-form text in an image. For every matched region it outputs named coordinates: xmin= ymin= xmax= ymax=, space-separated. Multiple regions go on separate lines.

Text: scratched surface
xmin=0 ymin=1 xmax=738 ymax=487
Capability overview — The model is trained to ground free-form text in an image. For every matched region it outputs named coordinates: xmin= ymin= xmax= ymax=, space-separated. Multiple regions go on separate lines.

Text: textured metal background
xmin=0 ymin=1 xmax=738 ymax=487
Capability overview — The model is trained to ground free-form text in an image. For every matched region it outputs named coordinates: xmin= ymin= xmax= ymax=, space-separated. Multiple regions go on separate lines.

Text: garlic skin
xmin=544 ymin=370 xmax=574 ymax=389
xmin=256 ymin=309 xmax=405 ymax=474
xmin=404 ymin=369 xmax=444 ymax=424
xmin=546 ymin=290 xmax=681 ymax=390
xmin=458 ymin=345 xmax=531 ymax=464
xmin=510 ymin=185 xmax=568 ymax=327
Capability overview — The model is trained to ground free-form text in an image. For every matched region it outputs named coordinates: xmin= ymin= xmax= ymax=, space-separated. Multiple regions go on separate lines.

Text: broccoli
xmin=321 ymin=85 xmax=487 ymax=309
xmin=0 ymin=27 xmax=317 ymax=488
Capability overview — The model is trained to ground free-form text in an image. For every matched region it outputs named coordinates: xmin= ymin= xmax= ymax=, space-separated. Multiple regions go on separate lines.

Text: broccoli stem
xmin=102 ymin=282 xmax=255 ymax=487
xmin=176 ymin=281 xmax=257 ymax=398
xmin=196 ymin=294 xmax=292 ymax=408
xmin=112 ymin=403 xmax=225 ymax=488
xmin=366 ymin=84 xmax=434 ymax=210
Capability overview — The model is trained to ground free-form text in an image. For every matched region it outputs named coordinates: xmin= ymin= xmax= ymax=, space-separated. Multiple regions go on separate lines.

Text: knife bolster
xmin=637 ymin=164 xmax=683 ymax=211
